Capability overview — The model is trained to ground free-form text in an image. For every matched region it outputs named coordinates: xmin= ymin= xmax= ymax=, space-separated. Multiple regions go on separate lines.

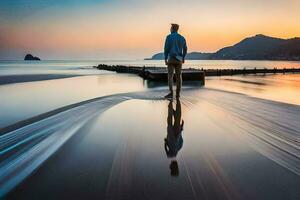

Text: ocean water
xmin=99 ymin=59 xmax=300 ymax=69
xmin=0 ymin=60 xmax=105 ymax=75
xmin=1 ymin=59 xmax=300 ymax=76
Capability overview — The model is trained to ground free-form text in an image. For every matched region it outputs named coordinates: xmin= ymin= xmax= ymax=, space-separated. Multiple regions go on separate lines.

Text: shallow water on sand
xmin=1 ymin=73 xmax=300 ymax=129
xmin=2 ymin=89 xmax=299 ymax=199
xmin=0 ymin=74 xmax=146 ymax=128
xmin=206 ymin=74 xmax=300 ymax=105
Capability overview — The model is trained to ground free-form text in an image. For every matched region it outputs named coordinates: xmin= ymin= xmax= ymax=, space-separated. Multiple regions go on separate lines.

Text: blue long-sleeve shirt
xmin=164 ymin=32 xmax=187 ymax=62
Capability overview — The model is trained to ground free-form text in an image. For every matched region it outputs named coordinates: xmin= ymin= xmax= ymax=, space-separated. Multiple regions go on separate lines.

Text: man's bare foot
xmin=164 ymin=92 xmax=173 ymax=99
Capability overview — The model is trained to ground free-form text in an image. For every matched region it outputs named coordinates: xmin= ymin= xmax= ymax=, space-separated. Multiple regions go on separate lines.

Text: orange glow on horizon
xmin=1 ymin=0 xmax=300 ymax=59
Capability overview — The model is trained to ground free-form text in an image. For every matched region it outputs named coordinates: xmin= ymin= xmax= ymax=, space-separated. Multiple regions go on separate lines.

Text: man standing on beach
xmin=164 ymin=24 xmax=187 ymax=98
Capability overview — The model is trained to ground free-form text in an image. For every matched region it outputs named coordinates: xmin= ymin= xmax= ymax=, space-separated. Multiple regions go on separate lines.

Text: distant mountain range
xmin=146 ymin=34 xmax=300 ymax=60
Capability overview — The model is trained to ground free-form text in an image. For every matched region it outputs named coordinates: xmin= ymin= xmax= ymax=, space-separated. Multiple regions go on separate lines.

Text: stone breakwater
xmin=95 ymin=64 xmax=300 ymax=84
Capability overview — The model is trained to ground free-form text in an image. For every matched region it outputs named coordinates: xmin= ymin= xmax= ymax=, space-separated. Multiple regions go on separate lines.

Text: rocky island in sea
xmin=24 ymin=54 xmax=41 ymax=61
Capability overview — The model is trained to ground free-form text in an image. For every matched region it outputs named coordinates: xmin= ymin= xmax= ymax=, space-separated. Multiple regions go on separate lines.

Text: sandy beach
xmin=1 ymin=88 xmax=299 ymax=199
xmin=0 ymin=61 xmax=299 ymax=199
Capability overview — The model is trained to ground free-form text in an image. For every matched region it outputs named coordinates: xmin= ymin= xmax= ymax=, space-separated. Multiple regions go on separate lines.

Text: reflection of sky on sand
xmin=0 ymin=74 xmax=145 ymax=127
xmin=1 ymin=73 xmax=300 ymax=129
xmin=206 ymin=74 xmax=300 ymax=105
xmin=4 ymin=89 xmax=300 ymax=199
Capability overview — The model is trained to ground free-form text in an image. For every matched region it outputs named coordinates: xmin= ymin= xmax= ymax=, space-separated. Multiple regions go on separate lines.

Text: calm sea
xmin=1 ymin=60 xmax=300 ymax=75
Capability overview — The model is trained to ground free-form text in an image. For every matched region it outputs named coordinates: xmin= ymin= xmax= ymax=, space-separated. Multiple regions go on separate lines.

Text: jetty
xmin=203 ymin=67 xmax=300 ymax=76
xmin=96 ymin=64 xmax=300 ymax=85
xmin=96 ymin=64 xmax=206 ymax=83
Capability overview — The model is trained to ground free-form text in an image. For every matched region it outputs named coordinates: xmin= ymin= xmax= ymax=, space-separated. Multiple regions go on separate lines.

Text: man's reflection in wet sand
xmin=164 ymin=99 xmax=184 ymax=176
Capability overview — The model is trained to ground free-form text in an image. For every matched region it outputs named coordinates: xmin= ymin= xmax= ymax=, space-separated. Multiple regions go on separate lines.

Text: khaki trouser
xmin=167 ymin=57 xmax=182 ymax=95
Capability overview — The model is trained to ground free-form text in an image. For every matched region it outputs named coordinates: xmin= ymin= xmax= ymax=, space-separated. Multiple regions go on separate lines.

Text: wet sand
xmin=206 ymin=74 xmax=300 ymax=105
xmin=1 ymin=88 xmax=299 ymax=200
xmin=0 ymin=74 xmax=146 ymax=128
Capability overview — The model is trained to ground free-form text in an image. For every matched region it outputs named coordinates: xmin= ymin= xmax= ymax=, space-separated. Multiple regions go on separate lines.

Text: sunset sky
xmin=1 ymin=0 xmax=300 ymax=60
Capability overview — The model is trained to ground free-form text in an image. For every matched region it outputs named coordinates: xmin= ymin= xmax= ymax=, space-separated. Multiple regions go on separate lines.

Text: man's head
xmin=170 ymin=23 xmax=179 ymax=33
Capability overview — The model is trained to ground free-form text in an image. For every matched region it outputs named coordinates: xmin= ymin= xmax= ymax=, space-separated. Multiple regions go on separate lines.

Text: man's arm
xmin=164 ymin=36 xmax=170 ymax=65
xmin=164 ymin=139 xmax=169 ymax=154
xmin=182 ymin=38 xmax=187 ymax=63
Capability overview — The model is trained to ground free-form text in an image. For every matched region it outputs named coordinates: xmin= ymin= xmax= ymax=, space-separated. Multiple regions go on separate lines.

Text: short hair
xmin=171 ymin=23 xmax=179 ymax=32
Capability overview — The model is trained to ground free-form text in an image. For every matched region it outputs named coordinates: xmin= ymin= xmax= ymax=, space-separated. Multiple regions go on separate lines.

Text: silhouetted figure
xmin=164 ymin=99 xmax=184 ymax=176
xmin=164 ymin=24 xmax=187 ymax=99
